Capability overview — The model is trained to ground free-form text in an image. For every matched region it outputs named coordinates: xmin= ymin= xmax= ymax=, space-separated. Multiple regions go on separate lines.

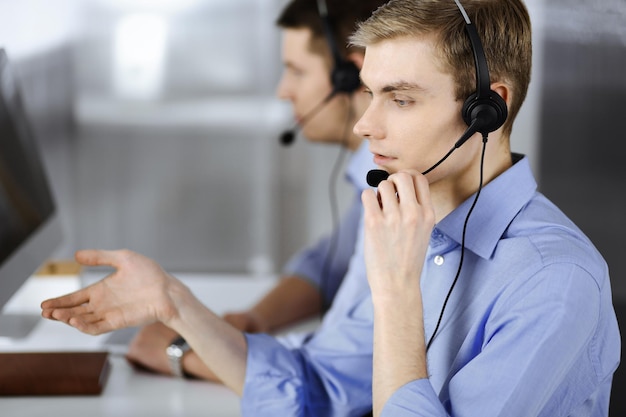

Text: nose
xmin=276 ymin=72 xmax=292 ymax=101
xmin=353 ymin=103 xmax=383 ymax=140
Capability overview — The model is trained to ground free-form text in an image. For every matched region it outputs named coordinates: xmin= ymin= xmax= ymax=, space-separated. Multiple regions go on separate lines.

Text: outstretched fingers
xmin=41 ymin=301 xmax=91 ymax=323
xmin=41 ymin=288 xmax=90 ymax=311
xmin=42 ymin=302 xmax=120 ymax=335
xmin=69 ymin=316 xmax=117 ymax=335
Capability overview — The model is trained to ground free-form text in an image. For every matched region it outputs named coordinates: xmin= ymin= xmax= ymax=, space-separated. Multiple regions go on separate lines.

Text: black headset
xmin=455 ymin=0 xmax=508 ymax=138
xmin=316 ymin=0 xmax=362 ymax=95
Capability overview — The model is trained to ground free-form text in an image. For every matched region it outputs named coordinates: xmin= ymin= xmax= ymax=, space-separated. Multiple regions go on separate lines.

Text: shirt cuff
xmin=241 ymin=333 xmax=305 ymax=417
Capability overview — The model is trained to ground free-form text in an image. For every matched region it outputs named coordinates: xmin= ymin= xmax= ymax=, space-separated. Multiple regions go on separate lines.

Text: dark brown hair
xmin=276 ymin=0 xmax=388 ymax=61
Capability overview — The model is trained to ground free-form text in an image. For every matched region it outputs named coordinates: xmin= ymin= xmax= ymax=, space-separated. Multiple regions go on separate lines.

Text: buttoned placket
xmin=421 ymin=227 xmax=461 ymax=342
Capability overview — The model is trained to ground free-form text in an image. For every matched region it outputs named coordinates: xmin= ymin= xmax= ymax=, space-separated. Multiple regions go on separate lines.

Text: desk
xmin=0 ymin=273 xmax=282 ymax=417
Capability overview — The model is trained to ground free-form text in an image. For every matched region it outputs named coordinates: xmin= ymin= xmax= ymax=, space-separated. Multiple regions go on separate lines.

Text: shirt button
xmin=434 ymin=255 xmax=444 ymax=266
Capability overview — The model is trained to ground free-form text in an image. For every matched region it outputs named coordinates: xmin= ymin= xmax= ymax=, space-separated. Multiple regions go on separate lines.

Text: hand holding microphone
xmin=361 ymin=170 xmax=435 ymax=298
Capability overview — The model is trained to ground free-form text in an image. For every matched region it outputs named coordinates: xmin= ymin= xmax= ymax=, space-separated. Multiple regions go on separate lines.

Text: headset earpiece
xmin=331 ymin=60 xmax=361 ymax=94
xmin=455 ymin=0 xmax=508 ymax=136
xmin=461 ymin=90 xmax=508 ymax=134
xmin=318 ymin=0 xmax=361 ymax=95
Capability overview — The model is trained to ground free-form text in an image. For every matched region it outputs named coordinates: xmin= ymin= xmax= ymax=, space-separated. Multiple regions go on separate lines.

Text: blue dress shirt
xmin=242 ymin=154 xmax=621 ymax=417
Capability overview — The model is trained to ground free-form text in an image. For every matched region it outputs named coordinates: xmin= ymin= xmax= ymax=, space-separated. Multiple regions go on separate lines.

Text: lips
xmin=372 ymin=152 xmax=395 ymax=166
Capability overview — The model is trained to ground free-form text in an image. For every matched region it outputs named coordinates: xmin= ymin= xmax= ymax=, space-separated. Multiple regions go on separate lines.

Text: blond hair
xmin=350 ymin=0 xmax=532 ymax=136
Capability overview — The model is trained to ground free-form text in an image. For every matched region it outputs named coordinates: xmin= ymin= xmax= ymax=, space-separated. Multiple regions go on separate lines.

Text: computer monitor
xmin=0 ymin=48 xmax=63 ymax=338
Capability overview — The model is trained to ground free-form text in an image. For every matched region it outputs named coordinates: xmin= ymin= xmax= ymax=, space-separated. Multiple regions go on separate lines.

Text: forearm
xmin=165 ymin=283 xmax=247 ymax=394
xmin=372 ymin=294 xmax=427 ymax=417
xmin=249 ymin=276 xmax=322 ymax=332
xmin=182 ymin=352 xmax=220 ymax=381
xmin=174 ymin=276 xmax=322 ymax=383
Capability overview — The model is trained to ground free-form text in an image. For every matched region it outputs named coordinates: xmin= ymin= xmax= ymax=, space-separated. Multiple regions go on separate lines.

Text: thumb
xmin=75 ymin=249 xmax=123 ymax=269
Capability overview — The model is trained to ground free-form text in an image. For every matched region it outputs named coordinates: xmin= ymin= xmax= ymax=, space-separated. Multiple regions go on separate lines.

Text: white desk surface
xmin=0 ymin=272 xmax=281 ymax=417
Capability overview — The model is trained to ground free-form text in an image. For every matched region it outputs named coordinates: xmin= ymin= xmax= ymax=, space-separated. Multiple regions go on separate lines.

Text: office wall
xmin=537 ymin=2 xmax=626 ymax=416
xmin=538 ymin=1 xmax=626 ymax=297
xmin=67 ymin=0 xmax=357 ymax=274
xmin=70 ymin=0 xmax=279 ymax=273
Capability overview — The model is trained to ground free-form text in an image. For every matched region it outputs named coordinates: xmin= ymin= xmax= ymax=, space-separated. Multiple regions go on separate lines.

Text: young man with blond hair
xmin=352 ymin=0 xmax=620 ymax=415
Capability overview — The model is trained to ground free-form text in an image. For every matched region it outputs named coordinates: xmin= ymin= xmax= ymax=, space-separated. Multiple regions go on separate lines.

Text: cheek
xmin=303 ymin=99 xmax=350 ymax=140
xmin=300 ymin=78 xmax=331 ymax=105
xmin=314 ymin=98 xmax=346 ymax=125
xmin=419 ymin=103 xmax=466 ymax=143
xmin=393 ymin=108 xmax=467 ymax=165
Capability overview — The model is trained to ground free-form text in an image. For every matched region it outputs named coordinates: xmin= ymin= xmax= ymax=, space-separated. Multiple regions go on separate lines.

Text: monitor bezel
xmin=0 ymin=48 xmax=63 ymax=313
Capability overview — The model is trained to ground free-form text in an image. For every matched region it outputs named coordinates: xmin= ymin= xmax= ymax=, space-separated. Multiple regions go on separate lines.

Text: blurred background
xmin=0 ymin=0 xmax=624 ymax=413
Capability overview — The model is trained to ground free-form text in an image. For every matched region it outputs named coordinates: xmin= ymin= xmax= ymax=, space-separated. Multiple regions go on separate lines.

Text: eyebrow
xmin=283 ymin=61 xmax=299 ymax=70
xmin=362 ymin=78 xmax=427 ymax=95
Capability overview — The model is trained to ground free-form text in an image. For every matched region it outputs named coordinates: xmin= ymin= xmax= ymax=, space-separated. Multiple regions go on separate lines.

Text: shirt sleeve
xmin=241 ymin=291 xmax=374 ymax=417
xmin=381 ymin=262 xmax=619 ymax=417
xmin=283 ymin=193 xmax=362 ymax=305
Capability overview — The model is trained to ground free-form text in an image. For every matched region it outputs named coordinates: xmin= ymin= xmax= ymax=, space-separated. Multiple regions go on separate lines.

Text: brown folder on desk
xmin=0 ymin=351 xmax=110 ymax=396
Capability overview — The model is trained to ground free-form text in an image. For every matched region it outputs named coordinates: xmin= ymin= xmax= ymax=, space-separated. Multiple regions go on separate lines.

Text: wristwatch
xmin=165 ymin=336 xmax=191 ymax=378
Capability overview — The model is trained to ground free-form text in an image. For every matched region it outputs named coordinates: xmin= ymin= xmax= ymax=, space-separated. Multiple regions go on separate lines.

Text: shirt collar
xmin=436 ymin=153 xmax=537 ymax=259
xmin=346 ymin=141 xmax=378 ymax=192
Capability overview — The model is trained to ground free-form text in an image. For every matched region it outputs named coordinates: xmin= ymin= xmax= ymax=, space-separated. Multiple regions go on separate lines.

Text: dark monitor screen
xmin=0 ymin=48 xmax=62 ymax=324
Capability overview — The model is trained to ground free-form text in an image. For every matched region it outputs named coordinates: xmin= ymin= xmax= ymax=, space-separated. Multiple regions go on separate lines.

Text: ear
xmin=491 ymin=82 xmax=512 ymax=109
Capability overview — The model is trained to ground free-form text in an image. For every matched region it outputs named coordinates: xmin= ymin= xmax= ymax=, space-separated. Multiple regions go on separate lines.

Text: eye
xmin=284 ymin=64 xmax=305 ymax=78
xmin=363 ymin=88 xmax=373 ymax=98
xmin=393 ymin=95 xmax=414 ymax=107
xmin=291 ymin=68 xmax=305 ymax=77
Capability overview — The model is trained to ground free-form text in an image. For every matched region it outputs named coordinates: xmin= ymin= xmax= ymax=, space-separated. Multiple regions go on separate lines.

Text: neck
xmin=430 ymin=134 xmax=511 ymax=223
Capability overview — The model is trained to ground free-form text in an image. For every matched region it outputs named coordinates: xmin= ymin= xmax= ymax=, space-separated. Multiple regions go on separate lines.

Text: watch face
xmin=167 ymin=337 xmax=189 ymax=377
xmin=166 ymin=345 xmax=184 ymax=359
